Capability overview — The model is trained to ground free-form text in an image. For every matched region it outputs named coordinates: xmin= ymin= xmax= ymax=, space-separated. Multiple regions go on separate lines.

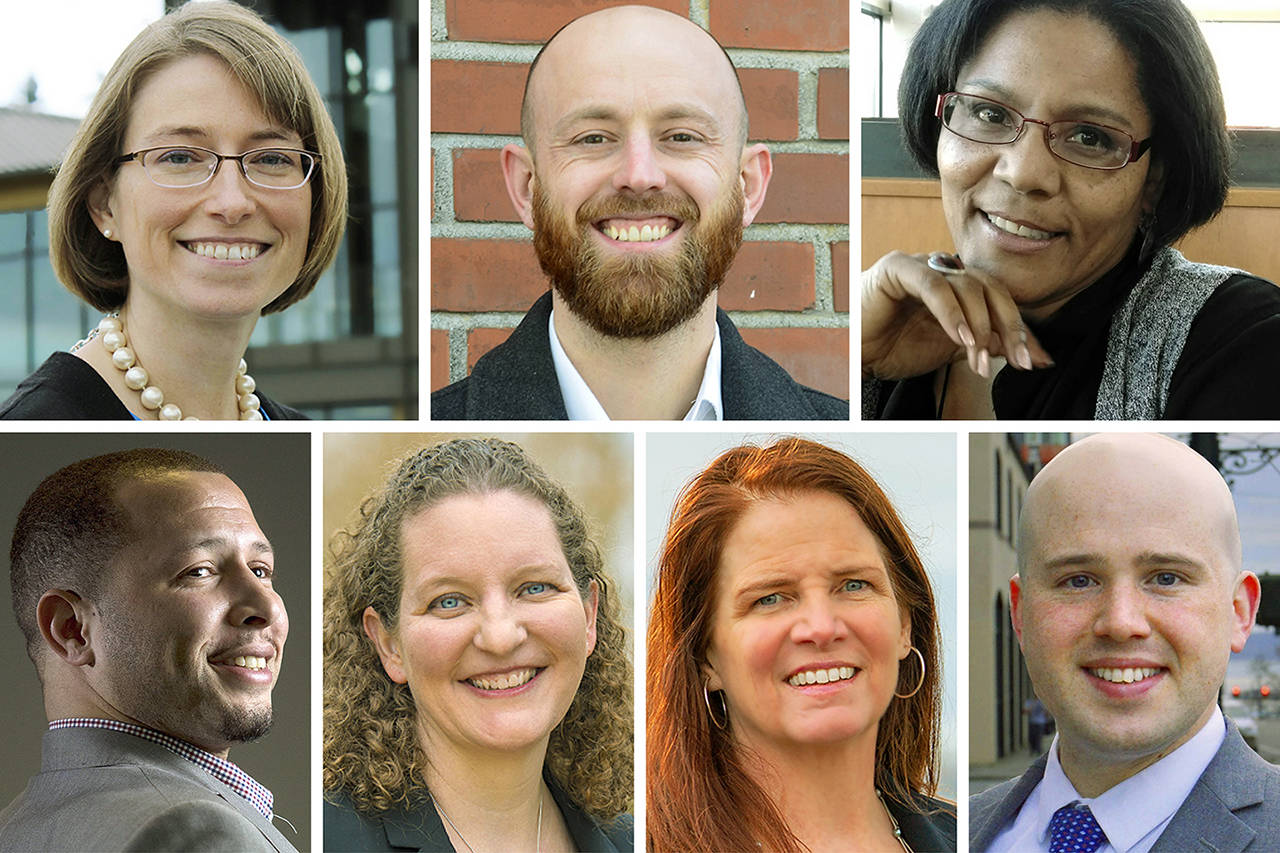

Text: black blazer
xmin=886 ymin=792 xmax=957 ymax=853
xmin=431 ymin=292 xmax=848 ymax=420
xmin=323 ymin=782 xmax=632 ymax=853
xmin=0 ymin=352 xmax=305 ymax=420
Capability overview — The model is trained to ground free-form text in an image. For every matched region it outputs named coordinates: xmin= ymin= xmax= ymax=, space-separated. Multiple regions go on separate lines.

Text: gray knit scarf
xmin=1095 ymin=246 xmax=1241 ymax=419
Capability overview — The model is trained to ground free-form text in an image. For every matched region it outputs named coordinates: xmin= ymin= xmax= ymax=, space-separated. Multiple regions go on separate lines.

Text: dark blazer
xmin=0 ymin=351 xmax=306 ymax=420
xmin=0 ymin=728 xmax=298 ymax=852
xmin=323 ymin=781 xmax=633 ymax=853
xmin=886 ymin=793 xmax=957 ymax=852
xmin=970 ymin=718 xmax=1280 ymax=852
xmin=430 ymin=292 xmax=848 ymax=420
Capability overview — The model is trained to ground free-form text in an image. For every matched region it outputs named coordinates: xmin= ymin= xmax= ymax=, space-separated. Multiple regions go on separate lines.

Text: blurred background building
xmin=970 ymin=432 xmax=1280 ymax=793
xmin=0 ymin=0 xmax=418 ymax=418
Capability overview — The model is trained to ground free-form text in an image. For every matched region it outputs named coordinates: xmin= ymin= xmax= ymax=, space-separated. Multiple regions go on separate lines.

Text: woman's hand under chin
xmin=861 ymin=250 xmax=1053 ymax=382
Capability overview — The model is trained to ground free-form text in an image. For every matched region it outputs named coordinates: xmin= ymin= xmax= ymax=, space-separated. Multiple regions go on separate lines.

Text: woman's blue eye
xmin=157 ymin=148 xmax=202 ymax=165
xmin=432 ymin=595 xmax=463 ymax=610
xmin=524 ymin=582 xmax=549 ymax=595
xmin=755 ymin=592 xmax=781 ymax=607
xmin=842 ymin=579 xmax=867 ymax=592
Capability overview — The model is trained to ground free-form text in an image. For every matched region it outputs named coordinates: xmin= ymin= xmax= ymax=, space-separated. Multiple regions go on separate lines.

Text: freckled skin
xmin=1012 ymin=434 xmax=1258 ymax=796
xmin=939 ymin=10 xmax=1162 ymax=321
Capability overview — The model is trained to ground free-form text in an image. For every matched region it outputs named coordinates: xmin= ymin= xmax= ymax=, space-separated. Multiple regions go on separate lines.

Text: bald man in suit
xmin=971 ymin=434 xmax=1280 ymax=853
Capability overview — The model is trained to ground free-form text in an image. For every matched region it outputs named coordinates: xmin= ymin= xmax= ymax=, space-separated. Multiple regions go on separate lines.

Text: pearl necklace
xmin=74 ymin=314 xmax=263 ymax=420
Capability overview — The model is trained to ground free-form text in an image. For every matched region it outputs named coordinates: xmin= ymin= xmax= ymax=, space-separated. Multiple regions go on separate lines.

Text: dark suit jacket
xmin=323 ymin=781 xmax=633 ymax=852
xmin=430 ymin=292 xmax=848 ymax=420
xmin=969 ymin=718 xmax=1280 ymax=852
xmin=886 ymin=792 xmax=957 ymax=852
xmin=0 ymin=728 xmax=298 ymax=852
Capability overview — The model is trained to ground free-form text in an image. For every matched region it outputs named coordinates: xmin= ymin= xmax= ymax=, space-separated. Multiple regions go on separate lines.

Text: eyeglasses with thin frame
xmin=114 ymin=145 xmax=321 ymax=189
xmin=935 ymin=92 xmax=1151 ymax=171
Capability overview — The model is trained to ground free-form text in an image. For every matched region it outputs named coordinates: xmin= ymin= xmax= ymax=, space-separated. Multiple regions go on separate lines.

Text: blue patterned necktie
xmin=1048 ymin=803 xmax=1107 ymax=853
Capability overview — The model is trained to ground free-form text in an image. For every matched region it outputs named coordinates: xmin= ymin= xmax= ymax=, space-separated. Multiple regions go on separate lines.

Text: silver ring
xmin=927 ymin=252 xmax=965 ymax=276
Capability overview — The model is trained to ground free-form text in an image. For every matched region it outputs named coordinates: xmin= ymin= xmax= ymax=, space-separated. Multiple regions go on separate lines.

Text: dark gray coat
xmin=969 ymin=718 xmax=1280 ymax=852
xmin=431 ymin=292 xmax=848 ymax=420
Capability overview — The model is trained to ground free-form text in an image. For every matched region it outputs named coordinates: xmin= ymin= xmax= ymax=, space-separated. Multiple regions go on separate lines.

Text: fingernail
xmin=958 ymin=323 xmax=976 ymax=348
xmin=1015 ymin=342 xmax=1033 ymax=370
xmin=978 ymin=348 xmax=991 ymax=378
xmin=967 ymin=346 xmax=978 ymax=375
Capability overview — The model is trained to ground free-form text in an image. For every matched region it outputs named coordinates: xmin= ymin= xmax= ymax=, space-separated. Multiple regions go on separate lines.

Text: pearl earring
xmin=102 ymin=229 xmax=112 ymax=239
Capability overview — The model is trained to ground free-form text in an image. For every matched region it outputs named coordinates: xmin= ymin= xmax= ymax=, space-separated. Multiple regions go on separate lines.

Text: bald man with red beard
xmin=431 ymin=5 xmax=848 ymax=422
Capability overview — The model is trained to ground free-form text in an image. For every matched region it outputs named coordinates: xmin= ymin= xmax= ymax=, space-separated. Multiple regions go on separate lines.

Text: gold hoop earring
xmin=703 ymin=680 xmax=728 ymax=730
xmin=894 ymin=646 xmax=926 ymax=699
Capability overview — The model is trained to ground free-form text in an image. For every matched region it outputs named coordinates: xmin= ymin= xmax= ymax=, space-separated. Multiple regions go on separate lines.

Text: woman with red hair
xmin=647 ymin=437 xmax=955 ymax=851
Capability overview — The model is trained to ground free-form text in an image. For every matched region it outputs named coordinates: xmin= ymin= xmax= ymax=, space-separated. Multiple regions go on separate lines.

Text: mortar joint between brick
xmin=429 ymin=0 xmax=446 ymax=42
xmin=432 ymin=222 xmax=533 ymax=240
xmin=447 ymin=328 xmax=468 ymax=382
xmin=432 ymin=311 xmax=528 ymax=330
xmin=726 ymin=310 xmax=848 ymax=329
xmin=749 ymin=139 xmax=847 ymax=154
xmin=432 ymin=147 xmax=455 ymax=225
xmin=726 ymin=49 xmax=849 ymax=72
xmin=430 ymin=133 xmax=523 ymax=150
xmin=688 ymin=0 xmax=710 ymax=27
xmin=431 ymin=41 xmax=543 ymax=62
xmin=813 ymin=235 xmax=834 ymax=311
xmin=797 ymin=69 xmax=820 ymax=141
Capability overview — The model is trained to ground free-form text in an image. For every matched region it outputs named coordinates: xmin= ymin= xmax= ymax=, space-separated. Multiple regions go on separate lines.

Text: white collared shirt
xmin=547 ymin=308 xmax=723 ymax=420
xmin=988 ymin=706 xmax=1226 ymax=853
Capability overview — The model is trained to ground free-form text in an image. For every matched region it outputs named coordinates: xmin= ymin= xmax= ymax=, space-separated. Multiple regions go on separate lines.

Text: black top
xmin=431 ymin=291 xmax=849 ymax=420
xmin=322 ymin=781 xmax=633 ymax=853
xmin=886 ymin=792 xmax=958 ymax=853
xmin=872 ymin=246 xmax=1280 ymax=419
xmin=0 ymin=352 xmax=306 ymax=420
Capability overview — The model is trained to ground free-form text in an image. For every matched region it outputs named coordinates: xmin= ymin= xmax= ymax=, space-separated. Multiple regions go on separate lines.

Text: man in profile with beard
xmin=0 ymin=449 xmax=296 ymax=852
xmin=431 ymin=5 xmax=848 ymax=420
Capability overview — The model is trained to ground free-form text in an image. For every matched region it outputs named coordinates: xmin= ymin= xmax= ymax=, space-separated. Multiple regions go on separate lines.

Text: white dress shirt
xmin=988 ymin=706 xmax=1226 ymax=853
xmin=548 ymin=309 xmax=722 ymax=420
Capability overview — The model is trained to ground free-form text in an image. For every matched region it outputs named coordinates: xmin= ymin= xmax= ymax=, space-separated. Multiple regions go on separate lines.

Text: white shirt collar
xmin=547 ymin=308 xmax=723 ymax=421
xmin=1025 ymin=706 xmax=1226 ymax=853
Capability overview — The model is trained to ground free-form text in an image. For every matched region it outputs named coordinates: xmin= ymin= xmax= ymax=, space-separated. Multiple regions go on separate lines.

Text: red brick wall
xmin=431 ymin=0 xmax=850 ymax=403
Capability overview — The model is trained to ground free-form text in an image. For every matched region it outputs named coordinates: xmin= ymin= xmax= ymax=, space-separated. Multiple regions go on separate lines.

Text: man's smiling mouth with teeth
xmin=986 ymin=213 xmax=1056 ymax=240
xmin=184 ymin=242 xmax=265 ymax=260
xmin=230 ymin=655 xmax=267 ymax=670
xmin=1090 ymin=666 xmax=1162 ymax=683
xmin=466 ymin=668 xmax=538 ymax=690
xmin=788 ymin=666 xmax=858 ymax=687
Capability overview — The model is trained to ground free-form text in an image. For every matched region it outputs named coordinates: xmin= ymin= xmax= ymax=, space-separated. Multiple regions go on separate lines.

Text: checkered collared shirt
xmin=49 ymin=718 xmax=274 ymax=819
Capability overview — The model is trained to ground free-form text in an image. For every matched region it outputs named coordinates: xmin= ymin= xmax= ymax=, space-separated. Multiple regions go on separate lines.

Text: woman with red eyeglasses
xmin=862 ymin=0 xmax=1280 ymax=420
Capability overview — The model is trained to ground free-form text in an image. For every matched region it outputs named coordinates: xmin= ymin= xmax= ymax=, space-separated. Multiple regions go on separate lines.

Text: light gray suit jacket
xmin=970 ymin=717 xmax=1280 ymax=852
xmin=0 ymin=727 xmax=299 ymax=852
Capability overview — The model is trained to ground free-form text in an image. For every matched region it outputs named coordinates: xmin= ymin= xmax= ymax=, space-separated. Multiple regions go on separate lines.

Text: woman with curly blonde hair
xmin=323 ymin=437 xmax=633 ymax=852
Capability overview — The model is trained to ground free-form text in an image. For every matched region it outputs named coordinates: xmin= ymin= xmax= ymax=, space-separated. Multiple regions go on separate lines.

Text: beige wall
xmin=863 ymin=179 xmax=1280 ymax=285
xmin=322 ymin=432 xmax=635 ymax=624
xmin=968 ymin=433 xmax=1032 ymax=766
